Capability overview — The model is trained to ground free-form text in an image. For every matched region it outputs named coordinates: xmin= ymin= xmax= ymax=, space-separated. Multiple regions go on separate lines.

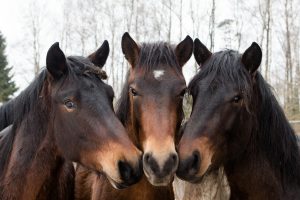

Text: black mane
xmin=137 ymin=42 xmax=181 ymax=74
xmin=189 ymin=49 xmax=300 ymax=185
xmin=116 ymin=42 xmax=182 ymax=125
xmin=0 ymin=69 xmax=47 ymax=176
xmin=255 ymin=73 xmax=300 ymax=185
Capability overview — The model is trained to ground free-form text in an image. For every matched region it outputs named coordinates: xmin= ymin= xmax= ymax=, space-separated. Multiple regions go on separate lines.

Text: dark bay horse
xmin=177 ymin=39 xmax=300 ymax=199
xmin=0 ymin=41 xmax=142 ymax=200
xmin=75 ymin=32 xmax=193 ymax=200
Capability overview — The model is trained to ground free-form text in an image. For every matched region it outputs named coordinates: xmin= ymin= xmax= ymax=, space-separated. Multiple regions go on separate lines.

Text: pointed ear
xmin=242 ymin=42 xmax=262 ymax=74
xmin=193 ymin=38 xmax=212 ymax=67
xmin=88 ymin=40 xmax=110 ymax=68
xmin=175 ymin=35 xmax=193 ymax=67
xmin=121 ymin=32 xmax=140 ymax=68
xmin=46 ymin=42 xmax=67 ymax=79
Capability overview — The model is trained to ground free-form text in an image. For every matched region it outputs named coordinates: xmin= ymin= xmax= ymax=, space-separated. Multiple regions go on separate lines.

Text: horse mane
xmin=116 ymin=42 xmax=182 ymax=125
xmin=255 ymin=73 xmax=300 ymax=185
xmin=0 ymin=56 xmax=102 ymax=176
xmin=0 ymin=69 xmax=47 ymax=176
xmin=188 ymin=49 xmax=300 ymax=186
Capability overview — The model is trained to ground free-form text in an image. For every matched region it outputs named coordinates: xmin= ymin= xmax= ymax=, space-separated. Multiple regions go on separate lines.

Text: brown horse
xmin=177 ymin=39 xmax=300 ymax=199
xmin=75 ymin=32 xmax=193 ymax=200
xmin=0 ymin=41 xmax=142 ymax=200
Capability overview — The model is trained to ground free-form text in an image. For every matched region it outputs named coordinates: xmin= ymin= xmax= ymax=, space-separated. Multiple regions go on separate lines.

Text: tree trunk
xmin=264 ymin=0 xmax=271 ymax=82
xmin=209 ymin=0 xmax=216 ymax=51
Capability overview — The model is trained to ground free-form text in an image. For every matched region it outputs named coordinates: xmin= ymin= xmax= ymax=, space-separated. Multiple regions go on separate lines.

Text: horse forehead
xmin=153 ymin=69 xmax=165 ymax=80
xmin=58 ymin=75 xmax=106 ymax=95
xmin=134 ymin=77 xmax=185 ymax=91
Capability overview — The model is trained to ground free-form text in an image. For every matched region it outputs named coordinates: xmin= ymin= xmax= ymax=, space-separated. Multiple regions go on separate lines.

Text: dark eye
xmin=64 ymin=99 xmax=76 ymax=109
xmin=232 ymin=95 xmax=242 ymax=103
xmin=179 ymin=88 xmax=186 ymax=98
xmin=130 ymin=87 xmax=138 ymax=96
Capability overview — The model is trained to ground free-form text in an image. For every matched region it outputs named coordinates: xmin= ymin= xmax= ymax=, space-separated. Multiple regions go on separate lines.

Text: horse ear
xmin=121 ymin=32 xmax=140 ymax=68
xmin=242 ymin=42 xmax=262 ymax=74
xmin=46 ymin=42 xmax=67 ymax=79
xmin=193 ymin=38 xmax=212 ymax=67
xmin=175 ymin=35 xmax=193 ymax=67
xmin=88 ymin=40 xmax=110 ymax=68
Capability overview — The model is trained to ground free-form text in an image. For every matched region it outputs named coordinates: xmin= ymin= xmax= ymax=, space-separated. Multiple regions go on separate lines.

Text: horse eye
xmin=233 ymin=95 xmax=242 ymax=103
xmin=64 ymin=100 xmax=76 ymax=109
xmin=130 ymin=87 xmax=138 ymax=96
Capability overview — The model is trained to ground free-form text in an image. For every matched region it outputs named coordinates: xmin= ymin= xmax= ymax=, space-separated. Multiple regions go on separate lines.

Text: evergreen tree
xmin=0 ymin=32 xmax=17 ymax=102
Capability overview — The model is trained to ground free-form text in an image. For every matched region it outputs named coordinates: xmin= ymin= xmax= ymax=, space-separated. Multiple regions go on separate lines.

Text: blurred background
xmin=0 ymin=0 xmax=299 ymax=132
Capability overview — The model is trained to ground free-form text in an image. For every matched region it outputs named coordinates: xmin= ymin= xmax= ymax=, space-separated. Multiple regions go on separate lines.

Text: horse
xmin=75 ymin=32 xmax=193 ymax=200
xmin=0 ymin=41 xmax=143 ymax=200
xmin=176 ymin=39 xmax=300 ymax=199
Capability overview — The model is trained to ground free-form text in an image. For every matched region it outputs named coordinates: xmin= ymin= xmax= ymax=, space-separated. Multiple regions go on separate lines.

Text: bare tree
xmin=134 ymin=0 xmax=139 ymax=41
xmin=61 ymin=0 xmax=73 ymax=53
xmin=264 ymin=0 xmax=272 ymax=81
xmin=26 ymin=1 xmax=43 ymax=77
xmin=281 ymin=0 xmax=300 ymax=117
xmin=245 ymin=0 xmax=273 ymax=80
xmin=218 ymin=19 xmax=234 ymax=49
xmin=179 ymin=0 xmax=183 ymax=40
xmin=208 ymin=0 xmax=216 ymax=51
xmin=232 ymin=0 xmax=244 ymax=51
xmin=168 ymin=0 xmax=173 ymax=42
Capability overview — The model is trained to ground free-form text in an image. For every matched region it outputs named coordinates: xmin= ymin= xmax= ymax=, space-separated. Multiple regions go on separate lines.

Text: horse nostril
xmin=118 ymin=160 xmax=134 ymax=183
xmin=190 ymin=151 xmax=200 ymax=170
xmin=118 ymin=160 xmax=143 ymax=186
xmin=144 ymin=153 xmax=151 ymax=164
xmin=162 ymin=153 xmax=178 ymax=175
xmin=143 ymin=153 xmax=159 ymax=174
xmin=177 ymin=150 xmax=200 ymax=179
xmin=171 ymin=153 xmax=178 ymax=163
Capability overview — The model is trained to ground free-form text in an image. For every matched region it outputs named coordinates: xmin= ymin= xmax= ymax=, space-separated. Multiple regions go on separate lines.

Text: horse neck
xmin=1 ymin=98 xmax=65 ymax=199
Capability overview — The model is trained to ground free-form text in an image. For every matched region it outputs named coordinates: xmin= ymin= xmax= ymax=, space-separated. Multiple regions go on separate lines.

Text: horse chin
xmin=144 ymin=169 xmax=174 ymax=186
xmin=191 ymin=164 xmax=216 ymax=184
xmin=106 ymin=175 xmax=129 ymax=189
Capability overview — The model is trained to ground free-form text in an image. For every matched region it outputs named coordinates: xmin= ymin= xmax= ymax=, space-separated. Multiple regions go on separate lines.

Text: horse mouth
xmin=109 ymin=180 xmax=130 ymax=189
xmin=177 ymin=163 xmax=217 ymax=184
xmin=105 ymin=174 xmax=132 ymax=189
xmin=190 ymin=164 xmax=217 ymax=183
xmin=94 ymin=171 xmax=133 ymax=190
xmin=143 ymin=167 xmax=174 ymax=186
xmin=149 ymin=176 xmax=174 ymax=186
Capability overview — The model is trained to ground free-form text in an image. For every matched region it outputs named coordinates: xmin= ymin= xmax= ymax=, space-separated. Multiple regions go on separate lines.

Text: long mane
xmin=255 ymin=73 xmax=300 ymax=184
xmin=0 ymin=69 xmax=47 ymax=176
